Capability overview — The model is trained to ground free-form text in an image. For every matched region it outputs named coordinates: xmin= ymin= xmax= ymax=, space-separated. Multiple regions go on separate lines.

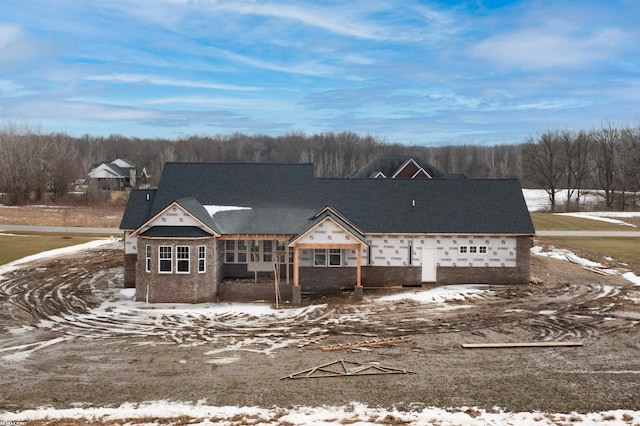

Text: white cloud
xmin=85 ymin=74 xmax=260 ymax=91
xmin=471 ymin=25 xmax=625 ymax=70
xmin=0 ymin=23 xmax=23 ymax=49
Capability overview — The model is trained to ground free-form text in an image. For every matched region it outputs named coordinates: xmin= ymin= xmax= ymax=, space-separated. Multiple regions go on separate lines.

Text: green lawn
xmin=536 ymin=237 xmax=640 ymax=272
xmin=531 ymin=212 xmax=640 ymax=271
xmin=0 ymin=233 xmax=104 ymax=266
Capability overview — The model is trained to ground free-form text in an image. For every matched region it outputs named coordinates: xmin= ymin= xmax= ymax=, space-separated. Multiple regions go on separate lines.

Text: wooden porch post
xmin=292 ymin=245 xmax=301 ymax=305
xmin=356 ymin=247 xmax=361 ymax=287
xmin=354 ymin=245 xmax=363 ymax=301
xmin=286 ymin=247 xmax=290 ymax=285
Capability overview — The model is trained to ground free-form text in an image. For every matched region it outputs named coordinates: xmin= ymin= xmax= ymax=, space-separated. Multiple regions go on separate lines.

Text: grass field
xmin=530 ymin=212 xmax=638 ymax=231
xmin=531 ymin=213 xmax=640 ymax=272
xmin=0 ymin=234 xmax=105 ymax=266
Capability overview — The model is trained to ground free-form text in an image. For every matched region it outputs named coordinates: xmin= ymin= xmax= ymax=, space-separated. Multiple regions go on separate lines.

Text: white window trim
xmin=198 ymin=245 xmax=206 ymax=273
xmin=176 ymin=246 xmax=190 ymax=274
xmin=314 ymin=248 xmax=343 ymax=267
xmin=159 ymin=245 xmax=172 ymax=273
xmin=145 ymin=244 xmax=151 ymax=272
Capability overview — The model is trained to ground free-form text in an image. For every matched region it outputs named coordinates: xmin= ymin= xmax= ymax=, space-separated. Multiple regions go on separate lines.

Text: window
xmin=237 ymin=240 xmax=247 ymax=263
xmin=329 ymin=248 xmax=342 ymax=266
xmin=250 ymin=240 xmax=260 ymax=263
xmin=460 ymin=245 xmax=487 ymax=255
xmin=225 ymin=240 xmax=248 ymax=263
xmin=225 ymin=241 xmax=235 ymax=263
xmin=314 ymin=249 xmax=327 ymax=266
xmin=176 ymin=246 xmax=190 ymax=273
xmin=314 ymin=249 xmax=342 ymax=267
xmin=276 ymin=240 xmax=286 ymax=263
xmin=145 ymin=245 xmax=151 ymax=272
xmin=159 ymin=246 xmax=172 ymax=273
xmin=263 ymin=241 xmax=272 ymax=262
xmin=198 ymin=246 xmax=206 ymax=273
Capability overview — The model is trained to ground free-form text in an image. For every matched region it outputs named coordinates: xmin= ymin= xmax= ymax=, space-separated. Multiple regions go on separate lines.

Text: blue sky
xmin=1 ymin=0 xmax=639 ymax=145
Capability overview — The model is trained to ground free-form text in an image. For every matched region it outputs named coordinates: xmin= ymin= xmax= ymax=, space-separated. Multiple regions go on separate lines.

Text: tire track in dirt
xmin=1 ymin=245 xmax=638 ymax=361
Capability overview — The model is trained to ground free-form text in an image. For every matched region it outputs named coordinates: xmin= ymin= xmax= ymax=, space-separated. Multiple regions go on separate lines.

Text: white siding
xmin=124 ymin=231 xmax=137 ymax=254
xmin=366 ymin=235 xmax=517 ymax=268
xmin=296 ymin=220 xmax=359 ymax=267
xmin=142 ymin=205 xmax=203 ymax=230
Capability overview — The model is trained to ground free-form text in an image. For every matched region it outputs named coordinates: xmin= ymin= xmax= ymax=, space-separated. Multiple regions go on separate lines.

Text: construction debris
xmin=581 ymin=266 xmax=615 ymax=276
xmin=321 ymin=336 xmax=412 ymax=351
xmin=462 ymin=341 xmax=583 ymax=349
xmin=296 ymin=334 xmax=329 ymax=348
xmin=281 ymin=359 xmax=415 ymax=379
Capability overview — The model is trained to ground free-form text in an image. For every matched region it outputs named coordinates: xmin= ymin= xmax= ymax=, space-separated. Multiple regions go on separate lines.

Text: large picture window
xmin=176 ymin=246 xmax=190 ymax=273
xmin=159 ymin=246 xmax=172 ymax=273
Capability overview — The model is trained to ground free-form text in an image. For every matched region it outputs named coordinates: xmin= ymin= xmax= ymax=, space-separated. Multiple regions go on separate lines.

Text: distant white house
xmin=87 ymin=159 xmax=149 ymax=191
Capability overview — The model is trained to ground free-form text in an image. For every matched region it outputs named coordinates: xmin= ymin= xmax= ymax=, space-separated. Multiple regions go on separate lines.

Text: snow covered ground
xmin=522 ymin=188 xmax=640 ymax=213
xmin=2 ymin=401 xmax=639 ymax=426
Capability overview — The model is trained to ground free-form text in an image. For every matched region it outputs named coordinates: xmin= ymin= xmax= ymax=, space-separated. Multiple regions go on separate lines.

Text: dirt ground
xmin=0 ymin=240 xmax=639 ymax=421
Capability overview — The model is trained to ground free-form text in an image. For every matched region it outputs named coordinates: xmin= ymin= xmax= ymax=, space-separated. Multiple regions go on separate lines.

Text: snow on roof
xmin=204 ymin=205 xmax=251 ymax=216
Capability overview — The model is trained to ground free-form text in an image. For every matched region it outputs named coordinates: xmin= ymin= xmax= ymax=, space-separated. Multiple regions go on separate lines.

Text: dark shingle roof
xmin=140 ymin=226 xmax=213 ymax=238
xmin=119 ymin=189 xmax=157 ymax=229
xmin=121 ymin=162 xmax=534 ymax=236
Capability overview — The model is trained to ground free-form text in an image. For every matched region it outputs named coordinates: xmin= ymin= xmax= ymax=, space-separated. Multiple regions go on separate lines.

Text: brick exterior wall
xmin=217 ymin=282 xmax=293 ymax=302
xmin=135 ymin=237 xmax=218 ymax=303
xmin=123 ymin=253 xmax=137 ymax=288
xmin=361 ymin=266 xmax=422 ymax=287
xmin=298 ymin=267 xmax=357 ymax=293
xmin=129 ymin=235 xmax=532 ymax=303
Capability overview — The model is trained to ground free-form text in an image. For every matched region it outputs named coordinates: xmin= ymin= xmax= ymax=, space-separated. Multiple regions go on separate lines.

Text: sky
xmin=1 ymin=0 xmax=639 ymax=145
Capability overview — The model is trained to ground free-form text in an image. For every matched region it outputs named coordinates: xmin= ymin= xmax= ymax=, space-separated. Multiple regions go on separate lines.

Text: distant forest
xmin=0 ymin=122 xmax=638 ymax=211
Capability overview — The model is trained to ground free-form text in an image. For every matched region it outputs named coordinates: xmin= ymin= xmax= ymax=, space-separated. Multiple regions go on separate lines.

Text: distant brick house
xmin=119 ymin=160 xmax=535 ymax=304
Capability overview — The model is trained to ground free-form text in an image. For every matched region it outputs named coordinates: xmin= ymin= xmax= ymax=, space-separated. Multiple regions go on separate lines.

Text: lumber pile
xmin=462 ymin=341 xmax=583 ymax=349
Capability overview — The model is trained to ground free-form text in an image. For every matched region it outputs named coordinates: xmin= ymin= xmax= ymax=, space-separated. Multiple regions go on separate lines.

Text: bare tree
xmin=0 ymin=123 xmax=47 ymax=205
xmin=591 ymin=123 xmax=621 ymax=209
xmin=522 ymin=130 xmax=565 ymax=211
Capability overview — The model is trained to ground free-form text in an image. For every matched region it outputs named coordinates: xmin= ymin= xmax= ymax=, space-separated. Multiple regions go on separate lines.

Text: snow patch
xmin=376 ymin=285 xmax=492 ymax=304
xmin=1 ymin=401 xmax=638 ymax=425
xmin=557 ymin=212 xmax=639 ymax=227
xmin=0 ymin=239 xmax=116 ymax=280
xmin=622 ymin=272 xmax=640 ymax=286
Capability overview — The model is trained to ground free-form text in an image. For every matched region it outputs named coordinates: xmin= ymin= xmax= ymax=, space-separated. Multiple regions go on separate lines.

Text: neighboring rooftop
xmin=346 ymin=156 xmax=464 ymax=179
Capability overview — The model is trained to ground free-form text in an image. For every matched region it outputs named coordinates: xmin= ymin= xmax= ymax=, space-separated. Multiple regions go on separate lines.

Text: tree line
xmin=0 ymin=122 xmax=638 ymax=211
